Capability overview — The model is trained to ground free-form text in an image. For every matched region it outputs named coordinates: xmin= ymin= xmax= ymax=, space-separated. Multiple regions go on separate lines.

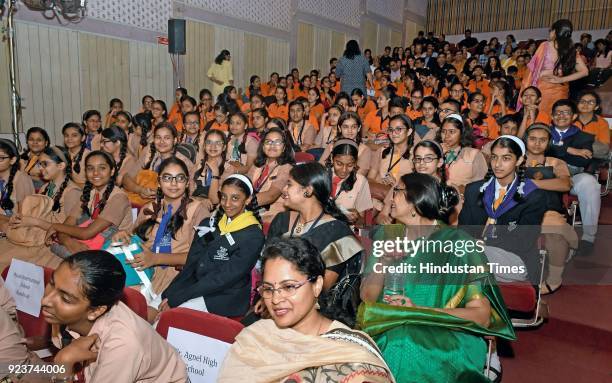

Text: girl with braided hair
xmin=126 ymin=122 xmax=194 ymax=206
xmin=99 ymin=126 xmax=140 ymax=187
xmin=112 ymin=157 xmax=210 ymax=322
xmin=132 ymin=112 xmax=153 ymax=158
xmin=192 ymin=129 xmax=237 ymax=209
xmin=226 ymin=112 xmax=259 ymax=174
xmin=62 ymin=122 xmax=89 ymax=188
xmin=0 ymin=139 xmax=35 ymax=232
xmin=20 ymin=127 xmax=50 ymax=191
xmin=460 ymin=135 xmax=548 ymax=281
xmin=2 ymin=146 xmax=81 ymax=269
xmin=160 ymin=174 xmax=264 ymax=319
xmin=82 ymin=109 xmax=102 ymax=150
xmin=8 ymin=151 xmax=132 ymax=267
xmin=325 ymin=139 xmax=373 ymax=224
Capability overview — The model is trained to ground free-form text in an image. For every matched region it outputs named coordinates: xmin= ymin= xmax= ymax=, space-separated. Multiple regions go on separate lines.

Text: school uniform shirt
xmin=356 ymin=100 xmax=377 ymax=122
xmin=168 ymin=102 xmax=182 ymax=129
xmin=0 ymin=170 xmax=35 ymax=216
xmin=162 ymin=217 xmax=264 ymax=317
xmin=0 ymin=280 xmax=16 ymax=320
xmin=116 ymin=153 xmax=141 ymax=187
xmin=68 ymin=186 xmax=132 ymax=231
xmin=267 ymin=102 xmax=289 ymax=122
xmin=53 ymin=302 xmax=187 ymax=382
xmin=137 ymin=147 xmax=196 ymax=179
xmin=486 ymin=103 xmax=516 ymax=123
xmin=412 ymin=124 xmax=439 ymax=144
xmin=226 ymin=133 xmax=259 ymax=166
xmin=446 ymin=147 xmax=488 ymax=188
xmin=204 ymin=120 xmax=229 ymax=133
xmin=465 ymin=114 xmax=499 ymax=140
xmin=370 ymin=146 xmax=414 ymax=183
xmin=310 ymin=104 xmax=325 ymax=130
xmin=192 ymin=161 xmax=237 ymax=199
xmin=67 ymin=148 xmax=89 ymax=187
xmin=40 ymin=181 xmax=82 ymax=223
xmin=20 ymin=156 xmax=44 ymax=189
xmin=248 ymin=163 xmax=293 ymax=222
xmin=405 ymin=108 xmax=424 ymax=121
xmin=308 ymin=113 xmax=320 ymax=131
xmin=575 ymin=115 xmax=610 ymax=145
xmin=315 ymin=125 xmax=338 ymax=149
xmin=133 ymin=200 xmax=210 ymax=296
xmin=547 ymin=126 xmax=595 ymax=170
xmin=0 ymin=307 xmax=31 ymax=364
xmin=521 ymin=109 xmax=552 ymax=127
xmin=260 ymin=82 xmax=276 ymax=97
xmin=468 ymin=79 xmax=491 ymax=98
xmin=289 ymin=121 xmax=317 ymax=150
xmin=364 ymin=109 xmax=390 ymax=135
xmin=333 ymin=172 xmax=374 ymax=214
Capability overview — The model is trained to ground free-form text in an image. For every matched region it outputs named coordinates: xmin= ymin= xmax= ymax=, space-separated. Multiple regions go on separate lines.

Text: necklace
xmin=291 ymin=211 xmax=325 ymax=236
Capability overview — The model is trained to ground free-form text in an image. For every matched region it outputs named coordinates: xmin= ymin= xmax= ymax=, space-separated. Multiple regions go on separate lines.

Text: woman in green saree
xmin=358 ymin=173 xmax=515 ymax=383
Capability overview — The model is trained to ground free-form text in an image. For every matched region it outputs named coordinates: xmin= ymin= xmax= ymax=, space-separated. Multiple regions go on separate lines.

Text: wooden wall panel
xmin=265 ymin=38 xmax=290 ymax=78
xmin=362 ymin=20 xmax=378 ymax=54
xmin=331 ymin=31 xmax=346 ymax=62
xmin=313 ymin=25 xmax=332 ymax=74
xmin=184 ymin=20 xmax=215 ymax=99
xmin=297 ymin=22 xmax=314 ymax=74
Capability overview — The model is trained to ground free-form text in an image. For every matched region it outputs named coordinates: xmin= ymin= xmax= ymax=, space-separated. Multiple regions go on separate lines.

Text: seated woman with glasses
xmin=111 ymin=157 xmax=210 ymax=322
xmin=262 ymin=162 xmax=363 ymax=325
xmin=219 ymin=237 xmax=394 ymax=383
xmin=359 ymin=173 xmax=515 ymax=383
xmin=160 ymin=175 xmax=264 ymax=319
xmin=247 ymin=127 xmax=296 ymax=223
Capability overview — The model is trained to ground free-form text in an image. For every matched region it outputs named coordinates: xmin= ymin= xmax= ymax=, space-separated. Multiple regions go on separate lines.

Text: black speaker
xmin=168 ymin=19 xmax=186 ymax=54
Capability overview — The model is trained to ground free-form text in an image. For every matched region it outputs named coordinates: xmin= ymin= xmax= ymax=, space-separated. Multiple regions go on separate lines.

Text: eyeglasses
xmin=0 ymin=156 xmax=11 ymax=161
xmin=553 ymin=110 xmax=573 ymax=117
xmin=578 ymin=100 xmax=597 ymax=105
xmin=257 ymin=277 xmax=316 ymax=299
xmin=184 ymin=121 xmax=200 ymax=126
xmin=37 ymin=161 xmax=55 ymax=169
xmin=159 ymin=174 xmax=188 ymax=184
xmin=264 ymin=139 xmax=284 ymax=147
xmin=100 ymin=139 xmax=114 ymax=145
xmin=413 ymin=156 xmax=438 ymax=163
xmin=392 ymin=186 xmax=406 ymax=197
xmin=205 ymin=140 xmax=224 ymax=146
xmin=387 ymin=126 xmax=407 ymax=135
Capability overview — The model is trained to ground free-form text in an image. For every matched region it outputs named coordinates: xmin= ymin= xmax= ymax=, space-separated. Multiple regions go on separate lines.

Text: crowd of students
xmin=0 ymin=17 xmax=609 ymax=383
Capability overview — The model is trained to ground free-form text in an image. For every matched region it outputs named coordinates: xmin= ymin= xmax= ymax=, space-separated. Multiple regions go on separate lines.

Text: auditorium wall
xmin=1 ymin=0 xmax=418 ymax=142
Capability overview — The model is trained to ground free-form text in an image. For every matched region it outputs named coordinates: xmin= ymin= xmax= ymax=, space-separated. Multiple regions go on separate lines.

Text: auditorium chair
xmin=295 ymin=151 xmax=315 ymax=164
xmin=156 ymin=307 xmax=244 ymax=344
xmin=121 ymin=287 xmax=148 ymax=320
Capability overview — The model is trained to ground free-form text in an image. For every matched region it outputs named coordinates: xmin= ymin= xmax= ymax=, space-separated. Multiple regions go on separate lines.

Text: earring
xmin=304 ymin=192 xmax=309 ymax=197
xmin=411 ymin=211 xmax=416 ymax=217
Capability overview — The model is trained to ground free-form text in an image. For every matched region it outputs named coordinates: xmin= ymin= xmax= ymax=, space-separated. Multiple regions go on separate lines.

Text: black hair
xmin=252 ymin=107 xmax=269 ymax=122
xmin=180 ymin=95 xmax=197 ymax=109
xmin=115 ymin=111 xmax=134 ymax=134
xmin=133 ymin=112 xmax=153 ymax=149
xmin=261 ymin=237 xmax=325 ymax=280
xmin=62 ymin=123 xmax=86 ymax=175
xmin=334 ymin=91 xmax=352 ymax=108
xmin=336 ymin=111 xmax=363 ymax=145
xmin=199 ymin=88 xmax=213 ymax=102
xmin=551 ymin=19 xmax=577 ymax=76
xmin=101 ymin=126 xmax=128 ymax=174
xmin=248 ymin=75 xmax=261 ymax=98
xmin=82 ymin=110 xmax=102 ymax=133
xmin=326 ymin=140 xmax=358 ymax=196
xmin=413 ymin=140 xmax=447 ymax=185
xmin=109 ymin=98 xmax=123 ymax=109
xmin=195 ymin=129 xmax=227 ymax=185
xmin=289 ymin=162 xmax=347 ymax=223
xmin=21 ymin=127 xmax=51 ymax=161
xmin=399 ymin=173 xmax=459 ymax=224
xmin=145 ymin=122 xmax=178 ymax=170
xmin=389 ymin=96 xmax=407 ymax=111
xmin=343 ymin=40 xmax=361 ymax=59
xmin=463 ymin=92 xmax=488 ymax=125
xmin=80 ymin=151 xmax=117 ymax=217
xmin=498 ymin=114 xmax=519 ymax=129
xmin=153 ymin=100 xmax=168 ymax=120
xmin=215 ymin=50 xmax=230 ymax=65
xmin=440 ymin=98 xmax=462 ymax=114
xmin=577 ymin=90 xmax=602 ymax=114
xmin=479 ymin=136 xmax=527 ymax=206
xmin=552 ymin=99 xmax=576 ymax=115
xmin=274 ymin=86 xmax=288 ymax=104
xmin=141 ymin=95 xmax=154 ymax=105
xmin=211 ymin=175 xmax=261 ymax=228
xmin=419 ymin=96 xmax=441 ymax=126
xmin=436 ymin=114 xmax=474 ymax=148
xmin=41 ymin=146 xmax=73 ymax=212
xmin=229 ymin=112 xmax=249 ymax=155
xmin=383 ymin=115 xmax=415 ymax=161
xmin=63 ymin=250 xmax=126 ymax=308
xmin=0 ymin=140 xmax=20 ymax=212
xmin=254 ymin=127 xmax=296 ymax=167
xmin=308 ymin=87 xmax=322 ymax=106
xmin=135 ymin=157 xmax=191 ymax=242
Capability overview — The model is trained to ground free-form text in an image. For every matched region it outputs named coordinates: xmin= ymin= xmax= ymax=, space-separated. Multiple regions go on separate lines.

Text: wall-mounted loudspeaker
xmin=168 ymin=19 xmax=186 ymax=54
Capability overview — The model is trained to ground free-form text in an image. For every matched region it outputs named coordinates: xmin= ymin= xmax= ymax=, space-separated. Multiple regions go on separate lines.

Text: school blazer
xmin=546 ymin=129 xmax=594 ymax=170
xmin=458 ymin=180 xmax=548 ymax=278
xmin=162 ymin=217 xmax=265 ymax=317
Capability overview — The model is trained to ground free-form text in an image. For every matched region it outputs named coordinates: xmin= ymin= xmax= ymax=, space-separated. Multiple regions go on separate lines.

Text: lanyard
xmin=386 ymin=145 xmax=404 ymax=173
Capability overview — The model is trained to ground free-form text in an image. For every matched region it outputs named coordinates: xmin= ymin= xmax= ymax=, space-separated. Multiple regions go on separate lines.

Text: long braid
xmin=514 ymin=156 xmax=527 ymax=203
xmin=99 ymin=170 xmax=117 ymax=214
xmin=53 ymin=150 xmax=73 ymax=212
xmin=72 ymin=141 xmax=86 ymax=174
xmin=247 ymin=192 xmax=261 ymax=222
xmin=168 ymin=188 xmax=191 ymax=240
xmin=144 ymin=140 xmax=156 ymax=170
xmin=80 ymin=181 xmax=93 ymax=217
xmin=477 ymin=167 xmax=495 ymax=207
xmin=135 ymin=187 xmax=163 ymax=241
xmin=0 ymin=162 xmax=18 ymax=212
xmin=116 ymin=139 xmax=127 ymax=175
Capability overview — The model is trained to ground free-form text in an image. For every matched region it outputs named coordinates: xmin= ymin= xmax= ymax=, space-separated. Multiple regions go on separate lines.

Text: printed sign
xmin=4 ymin=259 xmax=44 ymax=316
xmin=167 ymin=327 xmax=231 ymax=383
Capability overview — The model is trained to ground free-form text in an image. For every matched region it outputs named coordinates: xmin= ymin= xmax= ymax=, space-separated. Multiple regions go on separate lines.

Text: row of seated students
xmin=0 ymin=57 xmax=608 ymax=381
